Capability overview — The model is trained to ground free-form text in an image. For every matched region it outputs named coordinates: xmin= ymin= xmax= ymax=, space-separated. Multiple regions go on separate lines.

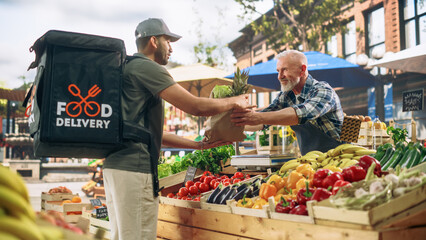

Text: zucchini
xmin=396 ymin=148 xmax=412 ymax=168
xmin=380 ymin=147 xmax=395 ymax=165
xmin=421 ymin=154 xmax=426 ymax=164
xmin=207 ymin=185 xmax=222 ymax=203
xmin=407 ymin=148 xmax=421 ymax=168
xmin=400 ymin=148 xmax=416 ymax=169
xmin=382 ymin=148 xmax=403 ymax=170
xmin=374 ymin=147 xmax=386 ymax=163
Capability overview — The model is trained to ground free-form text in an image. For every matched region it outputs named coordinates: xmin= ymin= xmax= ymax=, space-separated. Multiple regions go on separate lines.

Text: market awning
xmin=370 ymin=44 xmax=426 ymax=74
xmin=226 ymin=51 xmax=376 ymax=91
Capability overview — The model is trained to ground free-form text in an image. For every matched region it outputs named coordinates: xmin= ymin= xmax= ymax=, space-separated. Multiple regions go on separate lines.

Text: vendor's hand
xmin=199 ymin=138 xmax=232 ymax=150
xmin=230 ymin=108 xmax=262 ymax=126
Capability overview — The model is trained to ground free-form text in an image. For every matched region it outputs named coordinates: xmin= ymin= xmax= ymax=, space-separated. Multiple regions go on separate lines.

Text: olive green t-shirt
xmin=104 ymin=53 xmax=176 ymax=173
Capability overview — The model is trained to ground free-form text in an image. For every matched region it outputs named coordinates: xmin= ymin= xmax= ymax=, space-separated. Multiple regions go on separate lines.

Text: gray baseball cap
xmin=135 ymin=18 xmax=182 ymax=42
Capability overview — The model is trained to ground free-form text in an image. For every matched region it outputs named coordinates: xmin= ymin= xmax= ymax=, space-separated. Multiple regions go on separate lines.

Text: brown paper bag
xmin=204 ymin=110 xmax=246 ymax=142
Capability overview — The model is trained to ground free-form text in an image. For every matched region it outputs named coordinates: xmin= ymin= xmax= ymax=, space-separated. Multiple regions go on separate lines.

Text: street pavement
xmin=26 ymin=180 xmax=98 ymax=211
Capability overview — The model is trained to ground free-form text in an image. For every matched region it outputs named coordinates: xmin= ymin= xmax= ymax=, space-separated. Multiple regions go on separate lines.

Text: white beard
xmin=280 ymin=77 xmax=300 ymax=92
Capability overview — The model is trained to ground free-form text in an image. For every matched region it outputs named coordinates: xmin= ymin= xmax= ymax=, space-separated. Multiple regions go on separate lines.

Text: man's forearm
xmin=260 ymin=107 xmax=299 ymax=126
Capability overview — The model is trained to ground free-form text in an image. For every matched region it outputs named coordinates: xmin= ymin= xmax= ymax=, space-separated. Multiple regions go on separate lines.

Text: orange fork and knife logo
xmin=66 ymin=84 xmax=102 ymax=117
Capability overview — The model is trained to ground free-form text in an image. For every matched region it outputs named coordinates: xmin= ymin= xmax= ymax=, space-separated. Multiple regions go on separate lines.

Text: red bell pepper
xmin=311 ymin=188 xmax=332 ymax=202
xmin=358 ymin=155 xmax=382 ymax=177
xmin=275 ymin=197 xmax=297 ymax=214
xmin=332 ymin=180 xmax=352 ymax=195
xmin=296 ymin=181 xmax=314 ymax=205
xmin=321 ymin=172 xmax=344 ymax=189
xmin=342 ymin=165 xmax=367 ymax=182
xmin=313 ymin=169 xmax=331 ymax=188
xmin=289 ymin=205 xmax=308 ymax=216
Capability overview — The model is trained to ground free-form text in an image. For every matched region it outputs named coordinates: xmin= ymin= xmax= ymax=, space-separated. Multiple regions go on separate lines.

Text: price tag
xmin=182 ymin=166 xmax=197 ymax=187
xmin=96 ymin=207 xmax=108 ymax=219
xmin=403 ymin=89 xmax=423 ymax=112
xmin=90 ymin=199 xmax=102 ymax=207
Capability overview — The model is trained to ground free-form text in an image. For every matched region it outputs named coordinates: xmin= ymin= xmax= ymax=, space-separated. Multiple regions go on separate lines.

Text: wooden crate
xmin=267 ymin=196 xmax=315 ymax=223
xmin=41 ymin=192 xmax=78 ymax=210
xmin=159 ymin=196 xmax=201 ymax=209
xmin=44 ymin=202 xmax=93 ymax=223
xmin=82 ymin=208 xmax=110 ymax=240
xmin=229 ymin=199 xmax=270 ymax=218
xmin=157 ymin=203 xmax=426 ymax=240
xmin=312 ymin=184 xmax=426 ymax=228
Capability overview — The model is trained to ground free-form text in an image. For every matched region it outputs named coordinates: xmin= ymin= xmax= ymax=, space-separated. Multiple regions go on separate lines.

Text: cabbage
xmin=211 ymin=85 xmax=232 ymax=98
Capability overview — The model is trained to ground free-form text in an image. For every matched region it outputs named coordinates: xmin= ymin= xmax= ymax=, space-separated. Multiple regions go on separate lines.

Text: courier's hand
xmin=231 ymin=107 xmax=262 ymax=126
xmin=232 ymin=94 xmax=254 ymax=110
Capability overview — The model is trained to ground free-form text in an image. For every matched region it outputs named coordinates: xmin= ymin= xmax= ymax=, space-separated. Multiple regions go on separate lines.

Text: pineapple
xmin=230 ymin=67 xmax=250 ymax=96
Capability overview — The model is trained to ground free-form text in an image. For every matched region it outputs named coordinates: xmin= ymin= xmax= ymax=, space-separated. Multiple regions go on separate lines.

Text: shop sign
xmin=403 ymin=89 xmax=424 ymax=112
xmin=96 ymin=207 xmax=108 ymax=219
xmin=183 ymin=166 xmax=198 ymax=187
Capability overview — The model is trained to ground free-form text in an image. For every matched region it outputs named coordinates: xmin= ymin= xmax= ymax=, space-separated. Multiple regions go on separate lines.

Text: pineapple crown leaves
xmin=231 ymin=67 xmax=250 ymax=96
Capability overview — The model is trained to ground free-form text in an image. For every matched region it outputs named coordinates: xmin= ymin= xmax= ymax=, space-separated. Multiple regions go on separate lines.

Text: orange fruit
xmin=71 ymin=196 xmax=82 ymax=203
xmin=61 ymin=200 xmax=72 ymax=205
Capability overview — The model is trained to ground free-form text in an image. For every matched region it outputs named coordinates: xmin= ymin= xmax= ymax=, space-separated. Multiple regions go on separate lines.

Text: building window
xmin=343 ymin=19 xmax=356 ymax=64
xmin=366 ymin=6 xmax=385 ymax=75
xmin=253 ymin=45 xmax=263 ymax=56
xmin=254 ymin=60 xmax=263 ymax=65
xmin=267 ymin=54 xmax=275 ymax=61
xmin=326 ymin=35 xmax=338 ymax=57
xmin=401 ymin=0 xmax=426 ymax=49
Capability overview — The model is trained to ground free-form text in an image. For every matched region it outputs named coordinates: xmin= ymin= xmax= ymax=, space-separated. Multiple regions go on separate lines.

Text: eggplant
xmin=250 ymin=178 xmax=261 ymax=192
xmin=207 ymin=186 xmax=222 ymax=203
xmin=236 ymin=183 xmax=249 ymax=192
xmin=252 ymin=188 xmax=260 ymax=197
xmin=231 ymin=186 xmax=252 ymax=201
xmin=213 ymin=186 xmax=230 ymax=204
xmin=219 ymin=188 xmax=237 ymax=205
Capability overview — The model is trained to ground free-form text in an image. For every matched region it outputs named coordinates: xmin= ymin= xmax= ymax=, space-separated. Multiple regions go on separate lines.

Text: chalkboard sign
xmin=403 ymin=89 xmax=424 ymax=112
xmin=182 ymin=166 xmax=198 ymax=187
xmin=90 ymin=199 xmax=103 ymax=207
xmin=96 ymin=207 xmax=108 ymax=219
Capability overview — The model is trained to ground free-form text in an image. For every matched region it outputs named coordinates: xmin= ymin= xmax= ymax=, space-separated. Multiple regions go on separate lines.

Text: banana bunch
xmin=320 ymin=144 xmax=376 ymax=169
xmin=279 ymin=144 xmax=376 ymax=174
xmin=0 ymin=166 xmax=64 ymax=240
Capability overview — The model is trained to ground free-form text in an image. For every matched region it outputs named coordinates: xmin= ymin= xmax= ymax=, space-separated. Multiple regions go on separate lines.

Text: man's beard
xmin=280 ymin=77 xmax=300 ymax=92
xmin=154 ymin=44 xmax=168 ymax=65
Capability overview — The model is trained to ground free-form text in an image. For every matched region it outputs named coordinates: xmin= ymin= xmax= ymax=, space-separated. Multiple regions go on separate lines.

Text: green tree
xmin=235 ymin=0 xmax=356 ymax=52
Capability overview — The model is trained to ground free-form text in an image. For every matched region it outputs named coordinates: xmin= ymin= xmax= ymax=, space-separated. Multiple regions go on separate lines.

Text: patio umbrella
xmin=369 ymin=44 xmax=426 ymax=74
xmin=226 ymin=51 xmax=376 ymax=90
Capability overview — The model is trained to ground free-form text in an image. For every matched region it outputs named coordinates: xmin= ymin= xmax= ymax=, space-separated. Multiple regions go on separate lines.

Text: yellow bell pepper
xmin=296 ymin=164 xmax=315 ymax=180
xmin=286 ymin=171 xmax=304 ymax=189
xmin=237 ymin=197 xmax=254 ymax=208
xmin=267 ymin=174 xmax=286 ymax=190
xmin=252 ymin=198 xmax=268 ymax=209
xmin=323 ymin=165 xmax=342 ymax=172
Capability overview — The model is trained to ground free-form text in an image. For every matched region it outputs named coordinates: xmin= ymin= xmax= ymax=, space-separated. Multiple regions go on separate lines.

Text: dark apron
xmin=291 ymin=122 xmax=342 ymax=155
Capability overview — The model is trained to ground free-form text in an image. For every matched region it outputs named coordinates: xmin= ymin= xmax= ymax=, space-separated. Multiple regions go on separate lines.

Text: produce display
xmin=279 ymin=143 xmax=376 ymax=174
xmin=0 ymin=166 xmax=69 ymax=240
xmin=159 ymin=144 xmax=235 ymax=178
xmin=166 ymin=171 xmax=251 ymax=201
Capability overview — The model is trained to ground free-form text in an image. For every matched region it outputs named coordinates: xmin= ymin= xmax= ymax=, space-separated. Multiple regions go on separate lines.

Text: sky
xmin=0 ymin=0 xmax=273 ymax=89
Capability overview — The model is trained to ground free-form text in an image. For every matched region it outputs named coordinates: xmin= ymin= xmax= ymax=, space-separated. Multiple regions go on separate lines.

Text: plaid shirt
xmin=262 ymin=74 xmax=344 ymax=141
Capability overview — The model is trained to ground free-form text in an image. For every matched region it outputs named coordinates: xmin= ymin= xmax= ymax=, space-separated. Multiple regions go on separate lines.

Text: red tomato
xmin=245 ymin=174 xmax=250 ymax=179
xmin=167 ymin=193 xmax=175 ymax=198
xmin=195 ymin=182 xmax=202 ymax=189
xmin=178 ymin=187 xmax=189 ymax=197
xmin=199 ymin=183 xmax=210 ymax=193
xmin=185 ymin=180 xmax=194 ymax=188
xmin=200 ymin=176 xmax=206 ymax=183
xmin=181 ymin=196 xmax=188 ymax=200
xmin=213 ymin=181 xmax=220 ymax=189
xmin=223 ymin=182 xmax=230 ymax=187
xmin=220 ymin=175 xmax=229 ymax=180
xmin=203 ymin=171 xmax=212 ymax=176
xmin=204 ymin=176 xmax=213 ymax=185
xmin=222 ymin=178 xmax=230 ymax=184
xmin=233 ymin=179 xmax=242 ymax=184
xmin=209 ymin=179 xmax=218 ymax=189
xmin=188 ymin=185 xmax=198 ymax=195
xmin=234 ymin=172 xmax=244 ymax=179
xmin=193 ymin=196 xmax=201 ymax=201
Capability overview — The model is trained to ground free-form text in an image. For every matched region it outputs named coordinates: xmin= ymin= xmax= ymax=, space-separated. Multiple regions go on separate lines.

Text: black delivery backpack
xmin=25 ymin=30 xmax=153 ymax=159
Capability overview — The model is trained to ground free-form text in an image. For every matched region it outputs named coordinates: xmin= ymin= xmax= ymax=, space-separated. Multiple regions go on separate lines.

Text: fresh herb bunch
xmin=386 ymin=126 xmax=408 ymax=143
xmin=182 ymin=144 xmax=235 ymax=174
